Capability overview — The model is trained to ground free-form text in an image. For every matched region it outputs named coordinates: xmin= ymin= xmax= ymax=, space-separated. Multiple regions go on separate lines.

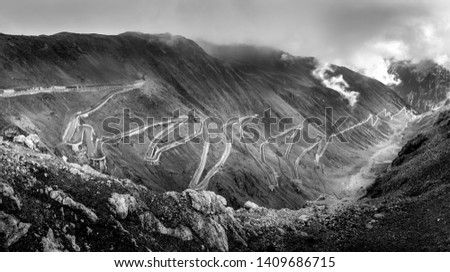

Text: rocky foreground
xmin=1 ymin=109 xmax=450 ymax=252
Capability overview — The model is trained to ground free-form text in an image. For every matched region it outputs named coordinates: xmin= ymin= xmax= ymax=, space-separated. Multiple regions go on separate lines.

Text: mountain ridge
xmin=389 ymin=59 xmax=450 ymax=113
xmin=0 ymin=32 xmax=411 ymax=209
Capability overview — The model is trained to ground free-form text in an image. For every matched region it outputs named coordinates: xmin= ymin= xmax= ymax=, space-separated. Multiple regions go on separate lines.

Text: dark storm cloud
xmin=1 ymin=0 xmax=449 ymax=78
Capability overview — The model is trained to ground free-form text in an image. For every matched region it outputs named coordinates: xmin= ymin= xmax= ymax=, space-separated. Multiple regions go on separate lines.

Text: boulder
xmin=24 ymin=134 xmax=40 ymax=149
xmin=109 ymin=193 xmax=137 ymax=220
xmin=183 ymin=189 xmax=227 ymax=214
xmin=26 ymin=134 xmax=40 ymax=144
xmin=24 ymin=137 xmax=35 ymax=149
xmin=244 ymin=201 xmax=260 ymax=211
xmin=13 ymin=135 xmax=26 ymax=144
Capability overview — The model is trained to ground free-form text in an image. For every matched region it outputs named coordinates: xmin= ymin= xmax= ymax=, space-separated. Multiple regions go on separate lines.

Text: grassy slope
xmin=0 ymin=32 xmax=409 ymax=209
xmin=235 ymin=108 xmax=450 ymax=251
xmin=1 ymin=108 xmax=449 ymax=252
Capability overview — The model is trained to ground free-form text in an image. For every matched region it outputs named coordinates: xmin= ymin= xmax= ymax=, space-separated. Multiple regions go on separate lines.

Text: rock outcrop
xmin=24 ymin=134 xmax=40 ymax=150
xmin=108 ymin=193 xmax=137 ymax=220
xmin=0 ymin=211 xmax=31 ymax=249
xmin=41 ymin=228 xmax=64 ymax=252
xmin=1 ymin=181 xmax=22 ymax=210
xmin=12 ymin=134 xmax=40 ymax=150
xmin=0 ymin=141 xmax=248 ymax=251
xmin=43 ymin=187 xmax=99 ymax=223
xmin=1 ymin=104 xmax=450 ymax=252
xmin=144 ymin=190 xmax=247 ymax=252
xmin=13 ymin=135 xmax=26 ymax=144
xmin=244 ymin=201 xmax=260 ymax=211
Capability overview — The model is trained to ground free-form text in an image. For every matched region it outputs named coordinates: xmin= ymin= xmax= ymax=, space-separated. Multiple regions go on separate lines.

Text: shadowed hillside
xmin=1 ymin=107 xmax=449 ymax=252
xmin=1 ymin=32 xmax=411 ymax=209
xmin=389 ymin=60 xmax=450 ymax=113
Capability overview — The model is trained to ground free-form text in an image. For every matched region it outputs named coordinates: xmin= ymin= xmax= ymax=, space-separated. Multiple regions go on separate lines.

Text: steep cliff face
xmin=389 ymin=60 xmax=450 ymax=113
xmin=0 ymin=32 xmax=410 ymax=209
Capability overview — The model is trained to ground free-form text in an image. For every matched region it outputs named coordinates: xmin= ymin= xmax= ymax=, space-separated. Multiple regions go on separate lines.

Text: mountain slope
xmin=389 ymin=60 xmax=450 ymax=113
xmin=0 ymin=32 xmax=410 ymax=209
xmin=2 ymin=104 xmax=449 ymax=252
xmin=368 ymin=106 xmax=450 ymax=197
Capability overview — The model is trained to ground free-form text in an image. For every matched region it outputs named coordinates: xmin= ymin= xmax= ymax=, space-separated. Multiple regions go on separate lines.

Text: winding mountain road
xmin=58 ymin=78 xmax=416 ymax=193
xmin=190 ymin=115 xmax=257 ymax=190
xmin=62 ymin=81 xmax=145 ymax=146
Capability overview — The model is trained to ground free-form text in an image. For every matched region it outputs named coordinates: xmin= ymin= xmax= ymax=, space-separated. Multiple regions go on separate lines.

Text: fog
xmin=1 ymin=0 xmax=449 ymax=82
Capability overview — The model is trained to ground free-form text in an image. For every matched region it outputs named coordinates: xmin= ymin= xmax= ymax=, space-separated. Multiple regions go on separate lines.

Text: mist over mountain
xmin=1 ymin=31 xmax=449 ymax=252
xmin=0 ymin=31 xmax=410 ymax=206
xmin=388 ymin=59 xmax=450 ymax=113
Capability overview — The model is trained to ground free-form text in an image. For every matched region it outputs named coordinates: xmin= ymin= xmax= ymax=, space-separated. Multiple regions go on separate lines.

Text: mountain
xmin=1 ymin=32 xmax=449 ymax=252
xmin=368 ymin=106 xmax=450 ymax=198
xmin=1 ymin=106 xmax=448 ymax=251
xmin=0 ymin=32 xmax=410 ymax=211
xmin=196 ymin=40 xmax=299 ymax=69
xmin=389 ymin=60 xmax=450 ymax=113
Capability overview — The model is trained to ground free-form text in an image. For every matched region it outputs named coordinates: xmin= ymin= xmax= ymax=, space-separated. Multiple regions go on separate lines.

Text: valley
xmin=1 ymin=104 xmax=449 ymax=251
xmin=1 ymin=31 xmax=449 ymax=252
xmin=0 ymin=32 xmax=415 ymax=209
xmin=4 ymin=0 xmax=450 ymax=256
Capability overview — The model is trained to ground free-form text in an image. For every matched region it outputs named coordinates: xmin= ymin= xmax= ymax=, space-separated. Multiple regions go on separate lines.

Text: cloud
xmin=350 ymin=53 xmax=402 ymax=86
xmin=0 ymin=0 xmax=450 ymax=74
xmin=312 ymin=63 xmax=359 ymax=106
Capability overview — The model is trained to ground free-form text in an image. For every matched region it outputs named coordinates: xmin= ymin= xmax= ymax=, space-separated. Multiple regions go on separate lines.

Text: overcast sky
xmin=1 ymin=0 xmax=449 ymax=81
